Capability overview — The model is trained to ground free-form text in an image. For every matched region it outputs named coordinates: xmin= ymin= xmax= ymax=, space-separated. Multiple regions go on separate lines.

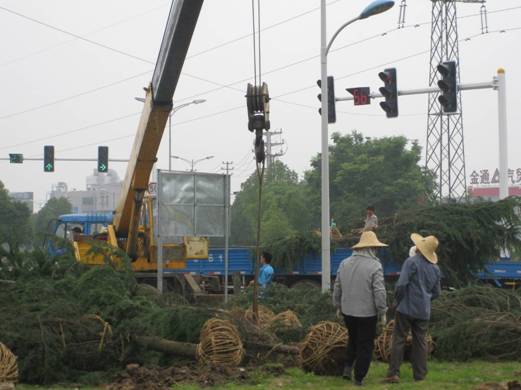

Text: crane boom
xmin=112 ymin=0 xmax=204 ymax=257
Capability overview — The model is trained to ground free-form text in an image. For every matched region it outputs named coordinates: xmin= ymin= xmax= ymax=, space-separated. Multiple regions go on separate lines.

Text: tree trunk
xmin=245 ymin=342 xmax=300 ymax=355
xmin=134 ymin=336 xmax=197 ymax=358
xmin=133 ymin=336 xmax=299 ymax=357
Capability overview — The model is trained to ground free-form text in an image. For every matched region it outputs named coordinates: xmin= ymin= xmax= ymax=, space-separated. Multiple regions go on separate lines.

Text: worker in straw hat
xmin=333 ymin=231 xmax=388 ymax=386
xmin=384 ymin=233 xmax=441 ymax=384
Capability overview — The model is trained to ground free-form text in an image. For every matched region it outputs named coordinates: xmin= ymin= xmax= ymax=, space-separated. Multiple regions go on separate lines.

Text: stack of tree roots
xmin=3 ymin=253 xmax=521 ymax=386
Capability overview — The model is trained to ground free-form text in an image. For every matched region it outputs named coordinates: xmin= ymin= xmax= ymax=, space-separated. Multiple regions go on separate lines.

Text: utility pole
xmin=221 ymin=161 xmax=233 ymax=303
xmin=264 ymin=129 xmax=285 ymax=171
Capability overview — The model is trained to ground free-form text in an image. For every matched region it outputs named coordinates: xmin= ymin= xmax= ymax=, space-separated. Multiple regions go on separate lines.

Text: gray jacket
xmin=395 ymin=254 xmax=441 ymax=320
xmin=332 ymin=251 xmax=387 ymax=317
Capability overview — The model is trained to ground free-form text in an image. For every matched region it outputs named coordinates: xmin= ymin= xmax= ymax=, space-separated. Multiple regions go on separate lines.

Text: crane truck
xmin=47 ymin=0 xmax=209 ymax=274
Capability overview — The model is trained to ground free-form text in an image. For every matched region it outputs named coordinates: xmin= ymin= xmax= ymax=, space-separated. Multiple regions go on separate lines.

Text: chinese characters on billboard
xmin=469 ymin=168 xmax=521 ymax=186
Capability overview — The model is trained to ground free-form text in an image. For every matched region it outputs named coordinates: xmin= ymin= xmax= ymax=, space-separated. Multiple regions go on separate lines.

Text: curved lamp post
xmin=320 ymin=0 xmax=394 ymax=292
xmin=171 ymin=154 xmax=214 ymax=172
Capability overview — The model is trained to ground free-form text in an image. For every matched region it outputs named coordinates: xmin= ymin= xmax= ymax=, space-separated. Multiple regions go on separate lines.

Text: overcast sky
xmin=1 ymin=0 xmax=520 ymax=210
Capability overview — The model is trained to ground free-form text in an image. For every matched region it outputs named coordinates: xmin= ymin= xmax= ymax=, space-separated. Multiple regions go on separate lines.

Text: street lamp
xmin=134 ymin=97 xmax=207 ymax=170
xmin=171 ymin=155 xmax=214 ymax=171
xmin=319 ymin=0 xmax=394 ymax=292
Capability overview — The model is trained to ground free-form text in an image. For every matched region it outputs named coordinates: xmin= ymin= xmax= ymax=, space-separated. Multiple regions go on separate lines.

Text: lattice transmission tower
xmin=399 ymin=0 xmax=487 ymax=201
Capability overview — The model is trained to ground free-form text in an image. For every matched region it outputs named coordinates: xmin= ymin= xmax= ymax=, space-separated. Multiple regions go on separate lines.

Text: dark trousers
xmin=343 ymin=315 xmax=377 ymax=382
xmin=388 ymin=311 xmax=429 ymax=380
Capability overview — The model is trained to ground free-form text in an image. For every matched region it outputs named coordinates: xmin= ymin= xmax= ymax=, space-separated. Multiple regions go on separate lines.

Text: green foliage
xmin=231 ymin=161 xmax=313 ymax=246
xmin=430 ymin=286 xmax=521 ymax=361
xmin=230 ymin=133 xmax=435 ymax=270
xmin=32 ymin=197 xmax=72 ymax=246
xmin=228 ymin=282 xmax=337 ymax=332
xmin=0 ymin=250 xmax=213 ymax=384
xmin=266 ymin=233 xmax=319 ymax=270
xmin=304 ymin=132 xmax=434 ymax=232
xmin=378 ymin=197 xmax=521 ymax=284
xmin=0 ymin=180 xmax=32 ymax=256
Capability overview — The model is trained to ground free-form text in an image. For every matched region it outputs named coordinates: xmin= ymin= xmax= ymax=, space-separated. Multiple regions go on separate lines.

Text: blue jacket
xmin=395 ymin=254 xmax=441 ymax=320
xmin=258 ymin=264 xmax=274 ymax=287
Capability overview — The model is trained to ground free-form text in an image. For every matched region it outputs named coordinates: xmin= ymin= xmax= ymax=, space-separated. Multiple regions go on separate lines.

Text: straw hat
xmin=352 ymin=231 xmax=388 ymax=249
xmin=411 ymin=233 xmax=439 ymax=264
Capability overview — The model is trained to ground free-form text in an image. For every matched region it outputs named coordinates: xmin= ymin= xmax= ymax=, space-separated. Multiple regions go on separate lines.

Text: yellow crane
xmin=71 ymin=0 xmax=208 ymax=272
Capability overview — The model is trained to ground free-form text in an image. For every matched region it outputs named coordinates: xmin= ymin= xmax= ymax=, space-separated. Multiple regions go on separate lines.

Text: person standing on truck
xmin=364 ymin=205 xmax=378 ymax=231
xmin=383 ymin=233 xmax=441 ymax=384
xmin=258 ymin=251 xmax=274 ymax=288
xmin=333 ymin=231 xmax=388 ymax=386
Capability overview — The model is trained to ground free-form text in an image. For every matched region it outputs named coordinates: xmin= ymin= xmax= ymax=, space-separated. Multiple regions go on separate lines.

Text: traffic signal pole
xmin=320 ymin=0 xmax=331 ymax=293
xmin=1 ymin=158 xmax=129 ymax=162
xmin=338 ymin=69 xmax=508 ymax=199
xmin=336 ymin=81 xmax=495 ymax=102
xmin=497 ymin=69 xmax=508 ymax=200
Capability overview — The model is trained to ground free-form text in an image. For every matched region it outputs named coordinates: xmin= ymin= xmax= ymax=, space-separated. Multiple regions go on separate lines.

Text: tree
xmin=32 ymin=197 xmax=72 ymax=246
xmin=231 ymin=161 xmax=312 ymax=246
xmin=378 ymin=197 xmax=521 ymax=285
xmin=0 ymin=181 xmax=32 ymax=256
xmin=304 ymin=131 xmax=434 ymax=233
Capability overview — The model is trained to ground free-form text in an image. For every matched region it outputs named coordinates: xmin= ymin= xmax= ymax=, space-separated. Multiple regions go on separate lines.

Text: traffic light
xmin=98 ymin=146 xmax=109 ymax=173
xmin=9 ymin=153 xmax=23 ymax=164
xmin=378 ymin=68 xmax=398 ymax=118
xmin=317 ymin=76 xmax=337 ymax=124
xmin=43 ymin=145 xmax=54 ymax=172
xmin=437 ymin=61 xmax=457 ymax=113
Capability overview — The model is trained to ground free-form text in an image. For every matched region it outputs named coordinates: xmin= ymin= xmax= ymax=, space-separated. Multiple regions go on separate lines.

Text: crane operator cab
xmin=45 ymin=197 xmax=208 ymax=271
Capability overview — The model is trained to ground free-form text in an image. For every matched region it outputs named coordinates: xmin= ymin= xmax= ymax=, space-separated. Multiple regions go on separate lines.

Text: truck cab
xmin=46 ymin=213 xmax=113 ymax=258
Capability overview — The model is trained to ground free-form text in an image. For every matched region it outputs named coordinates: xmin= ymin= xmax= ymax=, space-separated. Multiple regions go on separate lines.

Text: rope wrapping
xmin=196 ymin=319 xmax=244 ymax=367
xmin=299 ymin=321 xmax=348 ymax=375
xmin=0 ymin=342 xmax=18 ymax=384
xmin=374 ymin=320 xmax=434 ymax=362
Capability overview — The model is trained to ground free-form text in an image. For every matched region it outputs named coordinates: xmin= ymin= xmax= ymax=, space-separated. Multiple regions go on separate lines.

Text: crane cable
xmin=249 ymin=0 xmax=266 ymax=319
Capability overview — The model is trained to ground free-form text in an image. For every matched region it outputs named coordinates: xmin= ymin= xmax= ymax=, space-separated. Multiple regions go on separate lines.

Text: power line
xmin=0 ymin=1 xmax=343 ymax=119
xmin=0 ymin=111 xmax=140 ymax=151
xmin=0 ymin=71 xmax=150 ymax=120
xmin=2 ymin=5 xmax=517 ymax=121
xmin=6 ymin=19 xmax=521 ymax=152
xmin=0 ymin=5 xmax=155 ymax=65
xmin=3 ymin=3 xmax=517 ymax=121
xmin=188 ymin=0 xmax=342 ymax=60
xmin=0 ymin=1 xmax=169 ymax=69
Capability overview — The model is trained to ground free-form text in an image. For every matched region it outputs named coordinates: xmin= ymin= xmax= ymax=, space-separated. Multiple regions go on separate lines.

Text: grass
xmin=206 ymin=361 xmax=520 ymax=390
xmin=17 ymin=361 xmax=521 ymax=389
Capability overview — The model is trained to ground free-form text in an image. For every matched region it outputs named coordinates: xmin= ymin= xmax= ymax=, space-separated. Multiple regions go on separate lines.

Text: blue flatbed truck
xmin=48 ymin=213 xmax=521 ymax=292
xmin=172 ymin=248 xmax=521 ymax=291
xmin=165 ymin=247 xmax=401 ymax=292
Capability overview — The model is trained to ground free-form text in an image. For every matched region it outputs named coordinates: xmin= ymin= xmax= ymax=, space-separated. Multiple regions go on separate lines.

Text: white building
xmin=49 ymin=169 xmax=122 ymax=213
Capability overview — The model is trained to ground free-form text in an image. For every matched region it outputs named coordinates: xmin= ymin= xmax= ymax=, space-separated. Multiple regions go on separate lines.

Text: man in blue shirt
xmin=384 ymin=233 xmax=441 ymax=384
xmin=258 ymin=251 xmax=274 ymax=288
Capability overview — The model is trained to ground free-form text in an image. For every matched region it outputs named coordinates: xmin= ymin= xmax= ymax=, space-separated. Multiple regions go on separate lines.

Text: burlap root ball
xmin=269 ymin=310 xmax=302 ymax=330
xmin=196 ymin=318 xmax=244 ymax=367
xmin=0 ymin=342 xmax=18 ymax=384
xmin=299 ymin=321 xmax=348 ymax=375
xmin=244 ymin=305 xmax=275 ymax=328
xmin=375 ymin=320 xmax=434 ymax=362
